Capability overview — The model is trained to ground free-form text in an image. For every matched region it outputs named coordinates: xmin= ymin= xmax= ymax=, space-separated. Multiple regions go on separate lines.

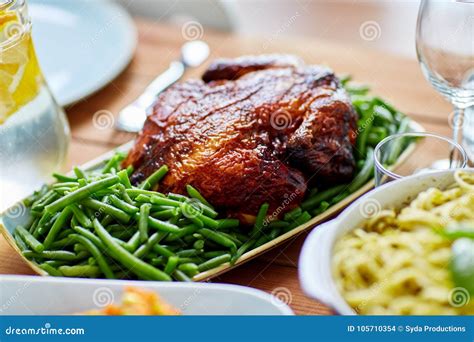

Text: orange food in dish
xmin=84 ymin=286 xmax=180 ymax=315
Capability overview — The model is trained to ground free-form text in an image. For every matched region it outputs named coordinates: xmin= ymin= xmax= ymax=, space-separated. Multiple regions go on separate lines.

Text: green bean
xmin=53 ymin=173 xmax=77 ymax=182
xmin=139 ymin=165 xmax=168 ymax=190
xmin=88 ymin=257 xmax=97 ymax=266
xmin=231 ymin=236 xmax=258 ymax=264
xmin=53 ymin=187 xmax=74 ymax=194
xmin=301 ymin=184 xmax=347 ymax=211
xmin=70 ymin=234 xmax=115 ymax=279
xmin=28 ymin=217 xmax=40 ymax=233
xmin=134 ymin=231 xmax=167 ymax=259
xmin=126 ymin=188 xmax=164 ymax=198
xmin=93 ymin=219 xmax=171 ymax=281
xmin=146 ymin=215 xmax=182 ymax=234
xmin=81 ymin=198 xmax=130 ymax=223
xmin=286 ymin=211 xmax=312 ymax=231
xmin=165 ymin=224 xmax=199 ymax=242
xmin=33 ymin=212 xmax=53 ymax=237
xmin=59 ymin=265 xmax=101 ymax=278
xmin=13 ymin=233 xmax=27 ymax=251
xmin=152 ymin=208 xmax=180 ymax=220
xmin=135 ymin=194 xmax=151 ymax=203
xmin=173 ymin=270 xmax=191 ymax=282
xmin=150 ymin=257 xmax=165 ymax=267
xmin=198 ymin=254 xmax=231 ymax=272
xmin=164 ymin=256 xmax=179 ymax=274
xmin=267 ymin=220 xmax=289 ymax=229
xmin=356 ymin=109 xmax=374 ymax=159
xmin=178 ymin=257 xmax=204 ymax=264
xmin=152 ymin=244 xmax=175 ymax=258
xmin=193 ymin=239 xmax=205 ymax=250
xmin=268 ymin=227 xmax=281 ymax=240
xmin=184 ymin=195 xmax=218 ymax=218
xmin=52 ymin=182 xmax=79 ymax=189
xmin=150 ymin=196 xmax=180 ymax=207
xmin=42 ymin=260 xmax=67 ymax=268
xmin=331 ymin=191 xmax=350 ymax=204
xmin=39 ymin=263 xmax=62 ymax=276
xmin=45 ymin=176 xmax=119 ymax=213
xmin=101 ymin=154 xmax=121 ymax=174
xmin=387 ymin=116 xmax=411 ymax=164
xmin=70 ymin=204 xmax=92 ymax=228
xmin=283 ymin=207 xmax=302 ymax=222
xmin=348 ymin=148 xmax=374 ymax=193
xmin=116 ymin=169 xmax=132 ymax=189
xmin=167 ymin=193 xmax=186 ymax=202
xmin=311 ymin=201 xmax=330 ymax=216
xmin=15 ymin=225 xmax=44 ymax=253
xmin=178 ymin=263 xmax=199 ymax=277
xmin=116 ymin=184 xmax=134 ymax=205
xmin=216 ymin=218 xmax=240 ymax=230
xmin=186 ymin=184 xmax=213 ymax=208
xmin=23 ymin=250 xmax=78 ymax=261
xmin=50 ymin=237 xmax=74 ymax=250
xmin=254 ymin=235 xmax=268 ymax=248
xmin=176 ymin=249 xmax=200 ymax=258
xmin=100 ymin=214 xmax=114 ymax=226
xmin=219 ymin=232 xmax=243 ymax=247
xmin=72 ymin=226 xmax=105 ymax=250
xmin=137 ymin=203 xmax=151 ymax=243
xmin=31 ymin=190 xmax=56 ymax=210
xmin=109 ymin=195 xmax=139 ymax=215
xmin=43 ymin=207 xmax=73 ymax=249
xmin=124 ymin=231 xmax=141 ymax=252
xmin=251 ymin=203 xmax=269 ymax=235
xmin=57 ymin=228 xmax=73 ymax=240
xmin=73 ymin=166 xmax=86 ymax=179
xmin=74 ymin=243 xmax=87 ymax=253
xmin=202 ymin=250 xmax=228 ymax=259
xmin=199 ymin=228 xmax=237 ymax=251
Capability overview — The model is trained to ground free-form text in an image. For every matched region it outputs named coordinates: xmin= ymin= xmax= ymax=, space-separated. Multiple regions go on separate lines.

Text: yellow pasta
xmin=333 ymin=170 xmax=474 ymax=315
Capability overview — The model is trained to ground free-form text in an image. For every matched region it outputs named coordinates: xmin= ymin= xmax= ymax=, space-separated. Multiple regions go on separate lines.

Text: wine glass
xmin=416 ymin=0 xmax=474 ymax=163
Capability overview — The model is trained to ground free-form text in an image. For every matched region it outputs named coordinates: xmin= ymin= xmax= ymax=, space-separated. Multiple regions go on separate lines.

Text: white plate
xmin=0 ymin=275 xmax=293 ymax=315
xmin=29 ymin=0 xmax=137 ymax=106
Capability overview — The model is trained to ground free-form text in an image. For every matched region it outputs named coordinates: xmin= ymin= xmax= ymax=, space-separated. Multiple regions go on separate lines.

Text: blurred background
xmin=114 ymin=0 xmax=421 ymax=58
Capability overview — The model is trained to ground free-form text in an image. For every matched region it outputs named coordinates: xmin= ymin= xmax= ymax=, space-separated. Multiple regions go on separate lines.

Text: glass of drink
xmin=374 ymin=132 xmax=468 ymax=186
xmin=0 ymin=0 xmax=70 ymax=211
xmin=416 ymin=0 xmax=474 ymax=162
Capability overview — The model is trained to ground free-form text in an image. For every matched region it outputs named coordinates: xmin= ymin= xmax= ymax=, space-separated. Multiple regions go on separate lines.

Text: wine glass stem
xmin=450 ymin=106 xmax=465 ymax=167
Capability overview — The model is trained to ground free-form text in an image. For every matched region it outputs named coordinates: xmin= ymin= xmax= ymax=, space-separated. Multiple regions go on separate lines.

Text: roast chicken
xmin=123 ymin=55 xmax=358 ymax=217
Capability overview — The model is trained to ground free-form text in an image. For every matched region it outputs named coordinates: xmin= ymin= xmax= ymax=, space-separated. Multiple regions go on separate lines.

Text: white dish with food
xmin=299 ymin=169 xmax=474 ymax=315
xmin=0 ymin=275 xmax=293 ymax=315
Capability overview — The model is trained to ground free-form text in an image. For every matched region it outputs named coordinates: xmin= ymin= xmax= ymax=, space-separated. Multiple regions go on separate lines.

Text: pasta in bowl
xmin=299 ymin=169 xmax=474 ymax=315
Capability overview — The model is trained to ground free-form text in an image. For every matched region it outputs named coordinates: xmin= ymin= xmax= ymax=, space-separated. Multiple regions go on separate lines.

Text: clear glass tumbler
xmin=0 ymin=0 xmax=70 ymax=211
xmin=374 ymin=132 xmax=468 ymax=186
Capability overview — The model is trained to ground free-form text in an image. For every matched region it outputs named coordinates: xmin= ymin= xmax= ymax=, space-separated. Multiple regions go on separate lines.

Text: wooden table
xmin=0 ymin=19 xmax=453 ymax=315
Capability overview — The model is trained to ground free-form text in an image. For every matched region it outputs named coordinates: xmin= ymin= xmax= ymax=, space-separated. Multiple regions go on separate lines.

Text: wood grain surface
xmin=0 ymin=18 xmax=454 ymax=315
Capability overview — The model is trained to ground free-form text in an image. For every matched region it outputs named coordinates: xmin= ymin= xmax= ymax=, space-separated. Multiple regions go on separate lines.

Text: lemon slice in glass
xmin=0 ymin=10 xmax=41 ymax=123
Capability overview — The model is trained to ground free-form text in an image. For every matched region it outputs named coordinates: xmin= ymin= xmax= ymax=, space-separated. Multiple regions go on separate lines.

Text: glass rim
xmin=0 ymin=0 xmax=31 ymax=51
xmin=374 ymin=131 xmax=468 ymax=180
xmin=0 ymin=0 xmax=15 ymax=11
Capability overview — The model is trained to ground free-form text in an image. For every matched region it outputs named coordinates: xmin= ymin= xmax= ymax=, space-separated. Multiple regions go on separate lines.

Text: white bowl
xmin=298 ymin=169 xmax=469 ymax=315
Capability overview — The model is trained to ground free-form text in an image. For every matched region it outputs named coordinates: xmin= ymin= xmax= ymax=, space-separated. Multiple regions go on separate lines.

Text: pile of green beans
xmin=13 ymin=78 xmax=411 ymax=281
xmin=15 ymin=156 xmax=308 ymax=281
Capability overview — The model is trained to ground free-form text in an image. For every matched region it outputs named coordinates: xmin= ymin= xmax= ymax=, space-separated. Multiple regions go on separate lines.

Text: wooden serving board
xmin=0 ymin=121 xmax=423 ymax=282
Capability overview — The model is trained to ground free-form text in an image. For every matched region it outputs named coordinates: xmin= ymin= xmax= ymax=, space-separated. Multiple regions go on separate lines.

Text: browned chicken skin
xmin=123 ymin=55 xmax=358 ymax=217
